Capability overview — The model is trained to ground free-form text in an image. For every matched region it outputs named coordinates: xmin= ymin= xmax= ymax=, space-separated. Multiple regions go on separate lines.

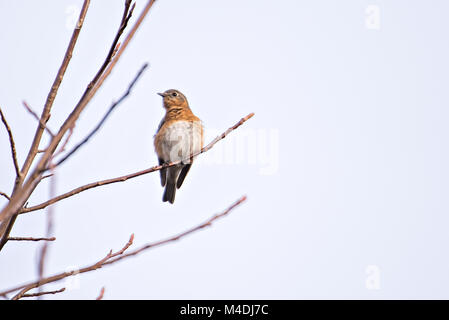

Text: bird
xmin=154 ymin=89 xmax=204 ymax=204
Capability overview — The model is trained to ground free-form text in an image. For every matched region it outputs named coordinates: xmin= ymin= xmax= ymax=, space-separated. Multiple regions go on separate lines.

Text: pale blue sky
xmin=1 ymin=0 xmax=449 ymax=299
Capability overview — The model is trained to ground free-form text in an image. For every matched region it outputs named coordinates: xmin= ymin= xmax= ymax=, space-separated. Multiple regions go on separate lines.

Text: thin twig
xmin=54 ymin=63 xmax=148 ymax=167
xmin=0 ymin=107 xmax=21 ymax=180
xmin=90 ymin=0 xmax=152 ymax=93
xmin=20 ymin=0 xmax=91 ymax=179
xmin=7 ymin=234 xmax=135 ymax=300
xmin=8 ymin=237 xmax=55 ymax=242
xmin=37 ymin=164 xmax=57 ymax=296
xmin=51 ymin=127 xmax=74 ymax=160
xmin=104 ymin=196 xmax=248 ymax=266
xmin=96 ymin=287 xmax=105 ymax=300
xmin=41 ymin=174 xmax=54 ymax=181
xmin=0 ymin=192 xmax=10 ymax=201
xmin=20 ymin=113 xmax=254 ymax=214
xmin=20 ymin=287 xmax=65 ymax=299
xmin=88 ymin=1 xmax=135 ymax=90
xmin=2 ymin=196 xmax=246 ymax=299
xmin=109 ymin=234 xmax=134 ymax=260
xmin=22 ymin=101 xmax=55 ymax=137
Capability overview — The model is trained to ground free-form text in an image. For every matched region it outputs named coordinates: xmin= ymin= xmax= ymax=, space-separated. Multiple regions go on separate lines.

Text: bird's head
xmin=158 ymin=89 xmax=188 ymax=109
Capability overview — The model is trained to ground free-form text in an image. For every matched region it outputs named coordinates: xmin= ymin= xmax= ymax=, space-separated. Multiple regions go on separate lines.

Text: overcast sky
xmin=1 ymin=0 xmax=449 ymax=299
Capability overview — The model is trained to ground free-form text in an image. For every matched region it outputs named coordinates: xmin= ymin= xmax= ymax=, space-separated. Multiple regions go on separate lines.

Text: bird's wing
xmin=156 ymin=116 xmax=166 ymax=133
xmin=176 ymin=163 xmax=191 ymax=189
xmin=158 ymin=157 xmax=167 ymax=187
xmin=155 ymin=116 xmax=168 ymax=186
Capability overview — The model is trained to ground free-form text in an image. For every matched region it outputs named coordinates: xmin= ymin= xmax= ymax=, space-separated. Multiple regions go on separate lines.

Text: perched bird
xmin=154 ymin=89 xmax=204 ymax=204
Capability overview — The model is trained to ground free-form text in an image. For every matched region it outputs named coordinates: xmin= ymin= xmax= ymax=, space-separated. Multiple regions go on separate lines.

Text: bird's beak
xmin=157 ymin=92 xmax=165 ymax=97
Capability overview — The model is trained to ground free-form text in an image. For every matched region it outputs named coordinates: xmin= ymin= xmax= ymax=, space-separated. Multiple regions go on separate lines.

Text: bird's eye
xmin=172 ymin=92 xmax=178 ymax=97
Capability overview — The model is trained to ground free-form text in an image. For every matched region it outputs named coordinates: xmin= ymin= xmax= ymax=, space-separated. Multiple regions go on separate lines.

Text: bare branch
xmin=15 ymin=287 xmax=65 ymax=300
xmin=0 ymin=192 xmax=10 ymax=201
xmin=2 ymin=196 xmax=246 ymax=299
xmin=0 ymin=196 xmax=246 ymax=300
xmin=6 ymin=234 xmax=135 ymax=300
xmin=51 ymin=127 xmax=74 ymax=161
xmin=0 ymin=107 xmax=21 ymax=180
xmin=8 ymin=237 xmax=56 ymax=242
xmin=20 ymin=113 xmax=254 ymax=214
xmin=88 ymin=1 xmax=135 ymax=90
xmin=54 ymin=63 xmax=149 ymax=167
xmin=96 ymin=287 xmax=105 ymax=300
xmin=103 ymin=196 xmax=248 ymax=266
xmin=20 ymin=0 xmax=91 ymax=179
xmin=90 ymin=0 xmax=153 ymax=91
xmin=22 ymin=101 xmax=55 ymax=137
xmin=37 ymin=166 xmax=57 ymax=295
xmin=41 ymin=174 xmax=54 ymax=181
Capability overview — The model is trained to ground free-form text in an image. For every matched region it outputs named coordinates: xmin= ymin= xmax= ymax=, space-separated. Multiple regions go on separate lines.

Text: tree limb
xmin=20 ymin=113 xmax=254 ymax=214
xmin=1 ymin=196 xmax=246 ymax=299
xmin=8 ymin=234 xmax=135 ymax=300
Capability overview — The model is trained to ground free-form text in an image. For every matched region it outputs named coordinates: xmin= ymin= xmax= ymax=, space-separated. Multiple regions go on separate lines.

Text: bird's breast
xmin=155 ymin=120 xmax=204 ymax=163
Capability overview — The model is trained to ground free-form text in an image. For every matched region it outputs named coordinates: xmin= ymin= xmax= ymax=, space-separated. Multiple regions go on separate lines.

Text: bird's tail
xmin=162 ymin=167 xmax=181 ymax=204
xmin=163 ymin=182 xmax=176 ymax=204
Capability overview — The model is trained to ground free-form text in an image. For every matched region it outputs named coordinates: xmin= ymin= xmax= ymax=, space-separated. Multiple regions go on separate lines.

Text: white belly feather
xmin=159 ymin=120 xmax=203 ymax=163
